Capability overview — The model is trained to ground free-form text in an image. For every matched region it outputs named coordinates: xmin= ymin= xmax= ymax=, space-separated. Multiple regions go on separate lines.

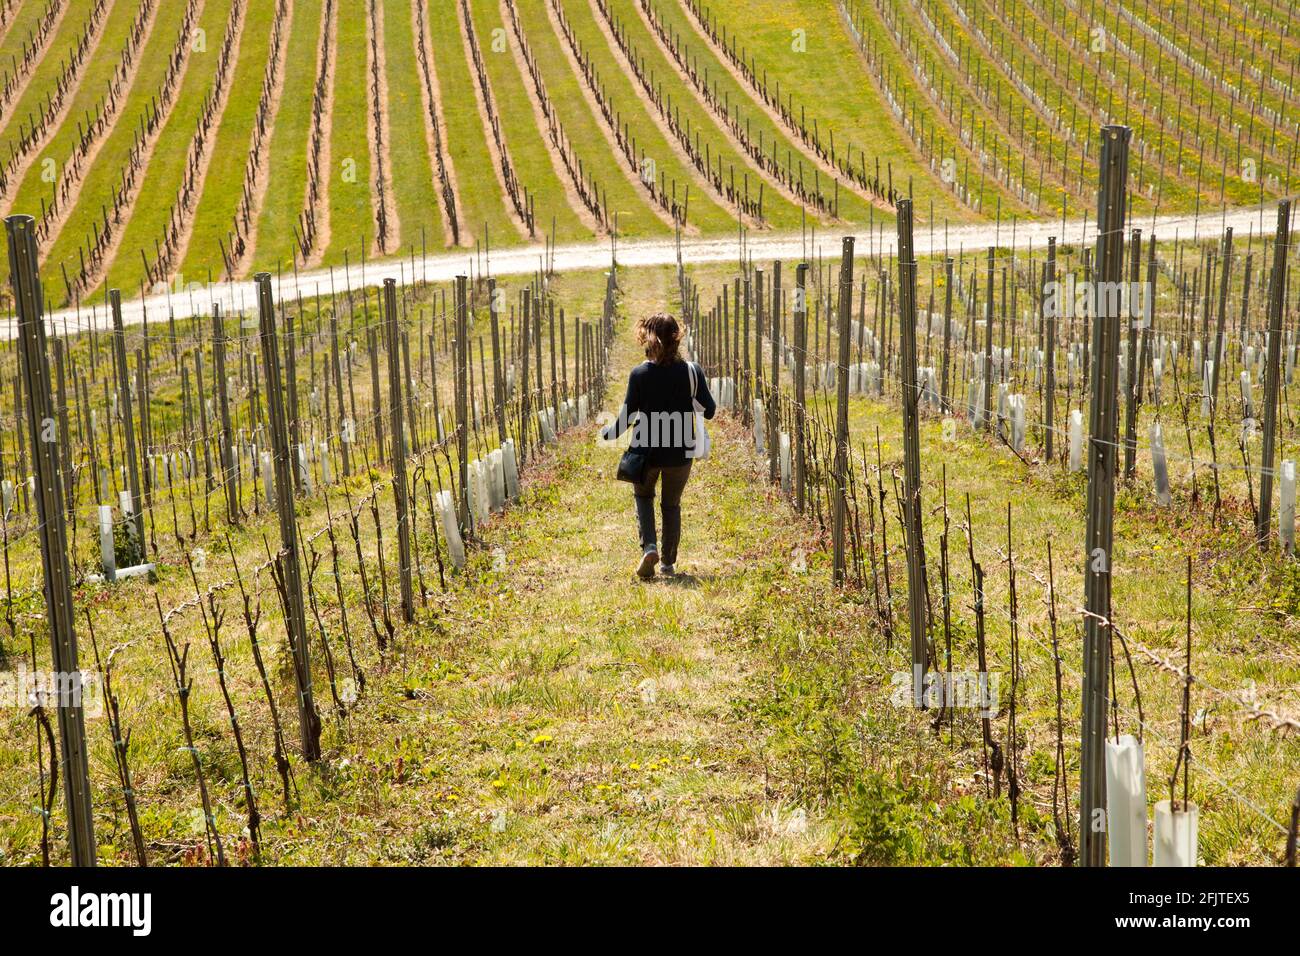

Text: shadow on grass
xmin=650 ymin=571 xmax=712 ymax=588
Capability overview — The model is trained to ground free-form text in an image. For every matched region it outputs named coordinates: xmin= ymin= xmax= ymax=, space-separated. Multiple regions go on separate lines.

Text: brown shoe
xmin=636 ymin=549 xmax=658 ymax=579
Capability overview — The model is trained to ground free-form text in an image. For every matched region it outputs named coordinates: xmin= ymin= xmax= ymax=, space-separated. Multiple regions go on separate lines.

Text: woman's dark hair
xmin=637 ymin=312 xmax=682 ymax=365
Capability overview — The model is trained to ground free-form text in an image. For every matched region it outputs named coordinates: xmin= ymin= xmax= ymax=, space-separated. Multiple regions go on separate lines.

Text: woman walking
xmin=602 ymin=313 xmax=716 ymax=578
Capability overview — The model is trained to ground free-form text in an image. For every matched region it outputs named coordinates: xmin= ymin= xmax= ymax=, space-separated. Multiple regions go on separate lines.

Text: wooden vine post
xmin=330 ymin=313 xmax=351 ymax=478
xmin=489 ymin=278 xmax=506 ymax=444
xmin=255 ymin=273 xmax=322 ymax=761
xmin=1043 ymin=238 xmax=1056 ymax=461
xmin=896 ymin=200 xmax=929 ymax=705
xmin=7 ymin=214 xmax=96 ymax=865
xmin=1122 ymin=230 xmax=1142 ymax=481
xmin=832 ymin=237 xmax=853 ymax=585
xmin=384 ymin=278 xmax=415 ymax=624
xmin=1257 ymin=200 xmax=1292 ymax=549
xmin=1079 ymin=125 xmax=1131 ymax=866
xmin=983 ymin=247 xmax=995 ymax=430
xmin=110 ymin=288 xmax=146 ymax=557
xmin=212 ymin=303 xmax=240 ymax=524
xmin=455 ymin=275 xmax=470 ymax=528
xmin=941 ymin=256 xmax=954 ymax=412
xmin=793 ymin=263 xmax=808 ymax=513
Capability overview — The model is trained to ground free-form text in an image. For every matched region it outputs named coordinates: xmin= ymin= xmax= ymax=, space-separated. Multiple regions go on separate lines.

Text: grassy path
xmin=293 ymin=300 xmax=841 ymax=863
xmin=278 ymin=270 xmax=1027 ymax=866
xmin=317 ymin=416 xmax=826 ymax=863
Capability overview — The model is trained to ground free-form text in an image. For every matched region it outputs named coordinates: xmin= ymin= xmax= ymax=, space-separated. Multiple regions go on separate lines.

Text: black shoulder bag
xmin=616 ymin=445 xmax=647 ymax=484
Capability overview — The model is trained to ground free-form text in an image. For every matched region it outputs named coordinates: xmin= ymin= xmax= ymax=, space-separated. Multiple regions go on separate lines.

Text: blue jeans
xmin=633 ymin=462 xmax=692 ymax=565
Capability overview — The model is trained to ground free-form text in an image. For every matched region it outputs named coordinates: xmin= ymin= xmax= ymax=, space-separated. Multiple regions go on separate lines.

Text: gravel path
xmin=22 ymin=204 xmax=1277 ymax=336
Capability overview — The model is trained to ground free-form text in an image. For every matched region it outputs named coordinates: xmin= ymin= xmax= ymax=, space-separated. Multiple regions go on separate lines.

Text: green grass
xmin=0 ymin=0 xmax=90 ymax=169
xmin=424 ymin=0 xmax=522 ymax=248
xmin=320 ymin=0 xmax=376 ymax=263
xmin=1013 ymin=0 xmax=1272 ymax=210
xmin=465 ymin=0 xmax=591 ymax=244
xmin=249 ymin=0 xmax=321 ymax=272
xmin=635 ymin=0 xmax=885 ymax=226
xmin=829 ymin=388 xmax=1300 ymax=863
xmin=521 ymin=0 xmax=735 ymax=234
xmin=6 ymin=0 xmax=1295 ymax=292
xmin=178 ymin=0 xmax=279 ymax=282
xmin=683 ymin=245 xmax=1300 ymax=864
xmin=3 ymin=0 xmax=148 ymax=218
xmin=0 ymin=252 xmax=1295 ymax=866
xmin=678 ymin=0 xmax=955 ymax=220
xmin=584 ymin=0 xmax=807 ymax=230
xmin=499 ymin=0 xmax=670 ymax=240
xmin=0 ymin=0 xmax=60 ymax=112
xmin=840 ymin=0 xmax=1023 ymax=216
xmin=39 ymin=0 xmax=193 ymax=298
xmin=895 ymin=0 xmax=1084 ymax=214
xmin=380 ymin=0 xmax=444 ymax=254
xmin=96 ymin=0 xmax=239 ymax=298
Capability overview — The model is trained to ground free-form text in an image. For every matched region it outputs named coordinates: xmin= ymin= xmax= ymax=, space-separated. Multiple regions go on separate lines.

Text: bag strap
xmin=686 ymin=360 xmax=697 ymax=401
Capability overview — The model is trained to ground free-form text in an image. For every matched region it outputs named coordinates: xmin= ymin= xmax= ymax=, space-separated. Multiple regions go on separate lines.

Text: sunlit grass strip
xmin=511 ymin=0 xmax=669 ymax=232
xmin=0 ymin=0 xmax=108 ymax=183
xmin=4 ymin=0 xmax=133 ymax=215
xmin=1043 ymin=0 xmax=1290 ymax=208
xmin=676 ymin=0 xmax=903 ymax=211
xmin=38 ymin=0 xmax=195 ymax=301
xmin=14 ymin=0 xmax=155 ymax=238
xmin=897 ymin=0 xmax=1075 ymax=214
xmin=533 ymin=0 xmax=734 ymax=234
xmin=380 ymin=0 xmax=444 ymax=255
xmin=178 ymin=0 xmax=282 ymax=282
xmin=681 ymin=0 xmax=946 ymax=217
xmin=635 ymin=0 xmax=883 ymax=225
xmin=564 ymin=0 xmax=775 ymax=227
xmin=95 ymin=0 xmax=241 ymax=299
xmin=321 ymin=0 xmax=375 ymax=263
xmin=0 ymin=0 xmax=26 ymax=49
xmin=0 ymin=0 xmax=67 ymax=130
xmin=0 ymin=0 xmax=50 ymax=64
xmin=457 ymin=0 xmax=534 ymax=237
xmin=423 ymin=0 xmax=520 ymax=248
xmin=838 ymin=0 xmax=1020 ymax=216
xmin=588 ymin=0 xmax=807 ymax=229
xmin=249 ymin=0 xmax=321 ymax=271
xmin=411 ymin=0 xmax=460 ymax=246
xmin=473 ymin=0 xmax=597 ymax=244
